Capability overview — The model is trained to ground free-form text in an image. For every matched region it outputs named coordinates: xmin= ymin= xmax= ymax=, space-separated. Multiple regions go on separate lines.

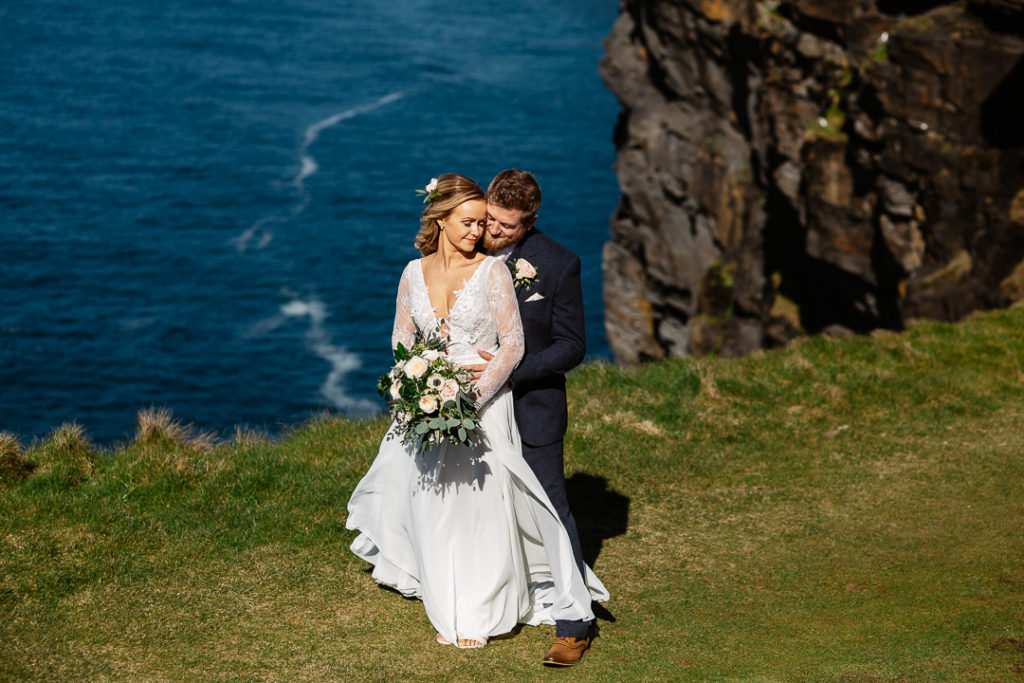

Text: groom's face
xmin=483 ymin=203 xmax=534 ymax=252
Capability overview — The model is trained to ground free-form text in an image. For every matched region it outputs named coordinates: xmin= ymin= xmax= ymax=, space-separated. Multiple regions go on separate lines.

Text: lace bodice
xmin=392 ymin=256 xmax=524 ymax=407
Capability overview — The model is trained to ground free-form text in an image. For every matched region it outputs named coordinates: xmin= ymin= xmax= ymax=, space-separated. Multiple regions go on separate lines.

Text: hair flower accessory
xmin=415 ymin=177 xmax=442 ymax=204
xmin=508 ymin=257 xmax=538 ymax=290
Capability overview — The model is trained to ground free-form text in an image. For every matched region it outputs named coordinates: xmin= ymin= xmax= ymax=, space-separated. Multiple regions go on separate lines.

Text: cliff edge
xmin=601 ymin=0 xmax=1024 ymax=363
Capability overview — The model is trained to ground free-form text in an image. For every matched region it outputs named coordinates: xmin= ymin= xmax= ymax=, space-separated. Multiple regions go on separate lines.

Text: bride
xmin=346 ymin=173 xmax=607 ymax=649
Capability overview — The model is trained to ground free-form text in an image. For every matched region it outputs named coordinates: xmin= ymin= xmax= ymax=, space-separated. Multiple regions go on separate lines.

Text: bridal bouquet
xmin=377 ymin=327 xmax=482 ymax=454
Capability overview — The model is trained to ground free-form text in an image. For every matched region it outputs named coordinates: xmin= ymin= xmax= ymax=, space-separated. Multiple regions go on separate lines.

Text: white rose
xmin=418 ymin=394 xmax=439 ymax=414
xmin=516 ymin=259 xmax=537 ymax=279
xmin=404 ymin=356 xmax=428 ymax=379
xmin=389 ymin=381 xmax=402 ymax=400
xmin=439 ymin=379 xmax=459 ymax=403
xmin=426 ymin=178 xmax=438 ymax=193
xmin=422 ymin=349 xmax=440 ymax=362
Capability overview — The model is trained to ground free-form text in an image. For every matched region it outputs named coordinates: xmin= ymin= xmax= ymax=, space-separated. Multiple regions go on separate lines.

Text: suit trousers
xmin=521 ymin=439 xmax=592 ymax=639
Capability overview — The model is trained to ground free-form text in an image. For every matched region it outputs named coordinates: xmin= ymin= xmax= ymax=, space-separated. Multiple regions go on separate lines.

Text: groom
xmin=472 ymin=169 xmax=594 ymax=667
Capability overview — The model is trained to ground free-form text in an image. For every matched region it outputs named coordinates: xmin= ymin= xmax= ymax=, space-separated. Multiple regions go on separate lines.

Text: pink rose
xmin=516 ymin=258 xmax=536 ymax=279
xmin=439 ymin=379 xmax=460 ymax=403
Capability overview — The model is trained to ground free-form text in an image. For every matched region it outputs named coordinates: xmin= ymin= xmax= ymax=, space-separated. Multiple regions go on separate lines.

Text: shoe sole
xmin=542 ymin=646 xmax=589 ymax=666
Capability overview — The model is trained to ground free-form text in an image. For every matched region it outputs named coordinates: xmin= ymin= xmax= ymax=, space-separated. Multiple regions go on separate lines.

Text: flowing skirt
xmin=346 ymin=387 xmax=608 ymax=643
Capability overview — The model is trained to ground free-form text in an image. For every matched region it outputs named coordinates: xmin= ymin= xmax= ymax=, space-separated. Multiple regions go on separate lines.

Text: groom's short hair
xmin=487 ymin=169 xmax=542 ymax=221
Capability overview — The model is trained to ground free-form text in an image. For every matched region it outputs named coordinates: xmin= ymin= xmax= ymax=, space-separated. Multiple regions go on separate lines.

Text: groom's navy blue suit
xmin=506 ymin=227 xmax=591 ymax=639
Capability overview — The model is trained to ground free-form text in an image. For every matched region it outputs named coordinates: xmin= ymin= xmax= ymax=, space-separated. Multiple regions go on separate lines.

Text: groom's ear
xmin=525 ymin=214 xmax=538 ymax=231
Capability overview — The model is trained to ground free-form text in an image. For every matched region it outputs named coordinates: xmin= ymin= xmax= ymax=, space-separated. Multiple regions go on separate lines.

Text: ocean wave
xmin=280 ymin=294 xmax=378 ymax=415
xmin=234 ymin=91 xmax=406 ymax=253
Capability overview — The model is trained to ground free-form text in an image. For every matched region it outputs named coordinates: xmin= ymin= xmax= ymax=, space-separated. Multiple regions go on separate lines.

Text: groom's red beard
xmin=482 ymin=232 xmax=519 ymax=252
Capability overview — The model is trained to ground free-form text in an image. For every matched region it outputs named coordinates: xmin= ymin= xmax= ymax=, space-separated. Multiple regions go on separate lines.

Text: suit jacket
xmin=506 ymin=228 xmax=586 ymax=447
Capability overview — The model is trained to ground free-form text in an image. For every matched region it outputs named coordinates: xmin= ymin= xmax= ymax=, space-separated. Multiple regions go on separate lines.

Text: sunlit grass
xmin=2 ymin=306 xmax=1023 ymax=681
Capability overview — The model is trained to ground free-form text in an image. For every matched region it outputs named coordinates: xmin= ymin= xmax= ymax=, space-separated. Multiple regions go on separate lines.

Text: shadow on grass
xmin=568 ymin=473 xmax=629 ymax=624
xmin=567 ymin=473 xmax=630 ymax=570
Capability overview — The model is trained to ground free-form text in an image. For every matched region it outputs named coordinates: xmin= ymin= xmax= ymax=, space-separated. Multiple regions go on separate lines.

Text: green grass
xmin=3 ymin=306 xmax=1024 ymax=681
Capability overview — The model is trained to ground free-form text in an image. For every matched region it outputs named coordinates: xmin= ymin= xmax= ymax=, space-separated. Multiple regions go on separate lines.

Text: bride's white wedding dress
xmin=346 ymin=255 xmax=608 ymax=644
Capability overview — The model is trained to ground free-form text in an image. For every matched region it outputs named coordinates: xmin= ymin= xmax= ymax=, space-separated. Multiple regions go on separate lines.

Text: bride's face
xmin=440 ymin=199 xmax=486 ymax=254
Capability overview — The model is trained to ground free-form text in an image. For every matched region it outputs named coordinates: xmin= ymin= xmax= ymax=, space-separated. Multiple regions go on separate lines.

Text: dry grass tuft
xmin=31 ymin=422 xmax=96 ymax=486
xmin=601 ymin=411 xmax=665 ymax=437
xmin=0 ymin=432 xmax=34 ymax=486
xmin=134 ymin=407 xmax=216 ymax=452
xmin=785 ymin=353 xmax=815 ymax=372
xmin=813 ymin=382 xmax=847 ymax=406
xmin=49 ymin=422 xmax=92 ymax=452
xmin=0 ymin=432 xmax=23 ymax=460
xmin=232 ymin=426 xmax=272 ymax=447
xmin=135 ymin=406 xmax=188 ymax=443
xmin=696 ymin=361 xmax=720 ymax=401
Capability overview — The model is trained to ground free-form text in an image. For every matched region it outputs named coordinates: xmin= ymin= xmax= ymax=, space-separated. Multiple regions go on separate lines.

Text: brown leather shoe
xmin=542 ymin=636 xmax=591 ymax=667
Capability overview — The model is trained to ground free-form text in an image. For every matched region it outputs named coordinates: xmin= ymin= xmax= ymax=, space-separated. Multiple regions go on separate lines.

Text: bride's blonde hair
xmin=415 ymin=173 xmax=485 ymax=255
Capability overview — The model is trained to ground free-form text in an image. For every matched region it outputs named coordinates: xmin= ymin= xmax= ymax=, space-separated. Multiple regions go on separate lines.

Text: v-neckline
xmin=417 ymin=256 xmax=489 ymax=328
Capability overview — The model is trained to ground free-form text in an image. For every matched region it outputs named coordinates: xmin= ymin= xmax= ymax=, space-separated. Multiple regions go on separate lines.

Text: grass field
xmin=2 ymin=306 xmax=1023 ymax=681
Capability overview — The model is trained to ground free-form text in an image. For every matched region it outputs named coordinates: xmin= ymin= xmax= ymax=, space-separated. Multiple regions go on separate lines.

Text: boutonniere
xmin=508 ymin=257 xmax=538 ymax=290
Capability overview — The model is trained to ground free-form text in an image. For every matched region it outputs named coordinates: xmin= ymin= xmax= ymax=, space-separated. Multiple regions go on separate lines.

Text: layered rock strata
xmin=600 ymin=0 xmax=1024 ymax=363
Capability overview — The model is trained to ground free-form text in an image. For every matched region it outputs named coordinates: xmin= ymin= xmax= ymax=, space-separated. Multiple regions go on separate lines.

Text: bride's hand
xmin=461 ymin=349 xmax=494 ymax=384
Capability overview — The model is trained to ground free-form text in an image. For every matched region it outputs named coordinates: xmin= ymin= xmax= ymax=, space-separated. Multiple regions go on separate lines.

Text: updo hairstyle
xmin=415 ymin=173 xmax=485 ymax=255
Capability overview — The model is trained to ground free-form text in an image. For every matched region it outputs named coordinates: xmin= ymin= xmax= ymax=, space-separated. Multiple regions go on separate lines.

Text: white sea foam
xmin=280 ymin=295 xmax=377 ymax=415
xmin=233 ymin=215 xmax=282 ymax=251
xmin=295 ymin=155 xmax=319 ymax=190
xmin=234 ymin=90 xmax=405 ymax=252
xmin=243 ymin=313 xmax=287 ymax=339
xmin=301 ymin=91 xmax=405 ymax=150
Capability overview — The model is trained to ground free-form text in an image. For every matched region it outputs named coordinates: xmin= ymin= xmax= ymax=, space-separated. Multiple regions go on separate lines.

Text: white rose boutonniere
xmin=508 ymin=258 xmax=539 ymax=290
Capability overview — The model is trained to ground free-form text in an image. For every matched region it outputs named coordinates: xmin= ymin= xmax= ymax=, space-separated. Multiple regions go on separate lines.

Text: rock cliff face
xmin=600 ymin=0 xmax=1024 ymax=364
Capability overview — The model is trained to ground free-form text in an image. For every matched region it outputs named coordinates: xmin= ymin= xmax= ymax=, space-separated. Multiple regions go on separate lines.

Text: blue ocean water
xmin=1 ymin=0 xmax=622 ymax=445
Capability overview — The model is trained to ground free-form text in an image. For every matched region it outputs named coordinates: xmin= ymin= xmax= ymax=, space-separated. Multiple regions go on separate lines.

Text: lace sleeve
xmin=473 ymin=260 xmax=525 ymax=407
xmin=391 ymin=263 xmax=416 ymax=352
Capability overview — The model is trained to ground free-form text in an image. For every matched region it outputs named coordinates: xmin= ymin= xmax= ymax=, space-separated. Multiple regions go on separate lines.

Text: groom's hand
xmin=462 ymin=350 xmax=494 ymax=383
